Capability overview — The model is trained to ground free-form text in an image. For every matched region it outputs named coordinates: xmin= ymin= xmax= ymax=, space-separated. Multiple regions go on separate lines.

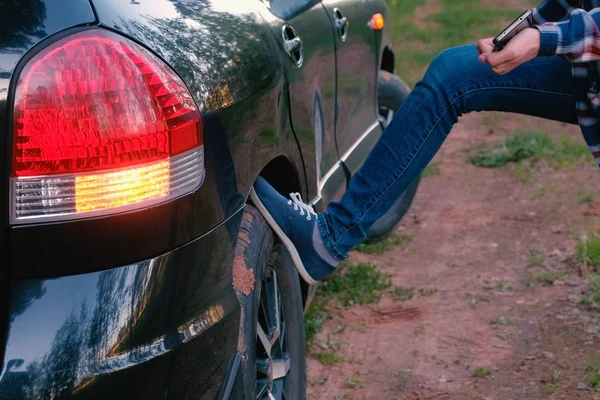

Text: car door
xmin=321 ymin=0 xmax=381 ymax=176
xmin=259 ymin=0 xmax=346 ymax=209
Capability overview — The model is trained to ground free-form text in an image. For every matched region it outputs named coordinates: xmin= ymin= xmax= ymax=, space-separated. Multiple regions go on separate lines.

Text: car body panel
xmin=0 ymin=214 xmax=243 ymax=399
xmin=0 ymin=0 xmax=97 ymax=367
xmin=7 ymin=0 xmax=306 ymax=279
xmin=321 ymin=0 xmax=382 ymax=176
xmin=90 ymin=0 xmax=307 ymax=238
xmin=258 ymin=1 xmax=343 ymax=206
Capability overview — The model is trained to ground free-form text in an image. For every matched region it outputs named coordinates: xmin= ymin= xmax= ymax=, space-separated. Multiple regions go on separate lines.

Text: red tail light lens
xmin=11 ymin=29 xmax=204 ymax=224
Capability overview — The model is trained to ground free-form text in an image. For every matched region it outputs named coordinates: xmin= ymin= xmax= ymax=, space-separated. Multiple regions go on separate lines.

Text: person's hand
xmin=478 ymin=28 xmax=540 ymax=75
xmin=476 ymin=37 xmax=494 ymax=55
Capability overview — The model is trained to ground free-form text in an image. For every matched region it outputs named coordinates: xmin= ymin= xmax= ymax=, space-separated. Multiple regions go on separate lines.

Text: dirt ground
xmin=306 ymin=112 xmax=600 ymax=399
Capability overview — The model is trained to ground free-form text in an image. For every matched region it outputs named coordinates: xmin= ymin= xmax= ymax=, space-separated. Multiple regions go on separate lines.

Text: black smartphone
xmin=493 ymin=9 xmax=534 ymax=51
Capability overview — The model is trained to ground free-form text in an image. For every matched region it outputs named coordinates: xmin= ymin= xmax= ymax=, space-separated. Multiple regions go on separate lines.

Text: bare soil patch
xmin=307 ymin=112 xmax=600 ymax=399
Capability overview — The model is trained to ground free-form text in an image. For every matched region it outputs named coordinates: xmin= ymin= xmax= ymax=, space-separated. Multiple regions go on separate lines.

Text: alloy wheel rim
xmin=256 ymin=266 xmax=291 ymax=400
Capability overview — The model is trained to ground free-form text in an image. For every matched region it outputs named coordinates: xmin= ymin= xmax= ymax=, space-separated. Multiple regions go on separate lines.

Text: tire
xmin=235 ymin=205 xmax=307 ymax=400
xmin=366 ymin=71 xmax=421 ymax=240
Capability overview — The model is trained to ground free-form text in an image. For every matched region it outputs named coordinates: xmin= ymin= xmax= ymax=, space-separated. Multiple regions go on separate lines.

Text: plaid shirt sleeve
xmin=531 ymin=1 xmax=600 ymax=62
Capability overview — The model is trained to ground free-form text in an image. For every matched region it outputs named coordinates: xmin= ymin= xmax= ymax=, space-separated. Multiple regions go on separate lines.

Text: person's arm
xmin=534 ymin=5 xmax=600 ymax=62
xmin=531 ymin=0 xmax=571 ymax=24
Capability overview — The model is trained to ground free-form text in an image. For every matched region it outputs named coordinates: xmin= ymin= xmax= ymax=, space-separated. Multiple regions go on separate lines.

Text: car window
xmin=267 ymin=0 xmax=322 ymax=20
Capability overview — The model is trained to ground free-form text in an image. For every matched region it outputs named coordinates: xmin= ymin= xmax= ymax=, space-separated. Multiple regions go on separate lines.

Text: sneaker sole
xmin=249 ymin=188 xmax=318 ymax=285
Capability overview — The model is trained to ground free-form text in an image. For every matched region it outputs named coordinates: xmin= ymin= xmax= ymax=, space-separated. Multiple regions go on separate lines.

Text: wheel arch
xmin=381 ymin=45 xmax=395 ymax=74
xmin=257 ymin=156 xmax=303 ymax=198
xmin=251 ymin=156 xmax=314 ymax=307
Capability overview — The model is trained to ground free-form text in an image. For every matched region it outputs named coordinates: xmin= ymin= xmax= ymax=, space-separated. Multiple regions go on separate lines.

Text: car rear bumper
xmin=0 ymin=215 xmax=244 ymax=399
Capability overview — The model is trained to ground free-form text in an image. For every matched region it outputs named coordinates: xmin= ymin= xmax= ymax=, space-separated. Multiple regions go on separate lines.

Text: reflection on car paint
xmin=0 ymin=247 xmax=239 ymax=398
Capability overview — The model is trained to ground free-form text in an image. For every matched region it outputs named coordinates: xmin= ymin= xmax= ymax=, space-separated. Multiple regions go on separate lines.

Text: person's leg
xmin=251 ymin=44 xmax=578 ymax=283
xmin=319 ymin=44 xmax=577 ymax=261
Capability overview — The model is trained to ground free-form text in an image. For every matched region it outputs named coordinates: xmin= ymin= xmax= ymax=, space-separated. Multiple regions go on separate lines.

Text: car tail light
xmin=10 ymin=29 xmax=204 ymax=224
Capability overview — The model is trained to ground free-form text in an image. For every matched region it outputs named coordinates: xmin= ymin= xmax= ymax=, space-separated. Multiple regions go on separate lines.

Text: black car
xmin=0 ymin=0 xmax=419 ymax=398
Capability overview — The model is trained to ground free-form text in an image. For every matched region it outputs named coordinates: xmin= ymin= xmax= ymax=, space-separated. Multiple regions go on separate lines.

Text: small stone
xmin=439 ymin=375 xmax=452 ymax=383
xmin=541 ymin=351 xmax=554 ymax=360
xmin=525 ymin=355 xmax=536 ymax=361
xmin=577 ymin=382 xmax=589 ymax=391
xmin=585 ymin=325 xmax=599 ymax=335
xmin=313 ymin=377 xmax=326 ymax=385
xmin=464 ymin=362 xmax=471 ymax=370
xmin=551 ymin=225 xmax=564 ymax=234
xmin=569 ymin=295 xmax=580 ymax=303
xmin=554 ymin=280 xmax=565 ymax=286
xmin=556 ymin=315 xmax=567 ymax=320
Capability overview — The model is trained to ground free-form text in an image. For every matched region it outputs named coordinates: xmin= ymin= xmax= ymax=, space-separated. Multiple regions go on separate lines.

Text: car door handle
xmin=284 ymin=37 xmax=302 ymax=55
xmin=333 ymin=8 xmax=348 ymax=42
xmin=282 ymin=25 xmax=303 ymax=67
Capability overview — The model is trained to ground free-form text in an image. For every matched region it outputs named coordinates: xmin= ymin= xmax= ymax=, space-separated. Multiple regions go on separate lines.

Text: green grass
xmin=528 ymin=250 xmax=545 ymax=267
xmin=422 ymin=162 xmax=441 ymax=177
xmin=579 ymin=192 xmax=594 ymax=204
xmin=579 ymin=278 xmax=600 ymax=311
xmin=535 ymin=181 xmax=558 ymax=199
xmin=590 ymin=279 xmax=600 ymax=304
xmin=544 ymin=383 xmax=559 ymax=393
xmin=305 ymin=260 xmax=412 ymax=344
xmin=387 ymin=0 xmax=524 ymax=86
xmin=515 ymin=163 xmax=535 ymax=182
xmin=418 ymin=287 xmax=438 ymax=297
xmin=580 ymin=296 xmax=594 ymax=311
xmin=313 ymin=350 xmax=343 ymax=366
xmin=392 ymin=286 xmax=415 ymax=302
xmin=397 ymin=376 xmax=407 ymax=388
xmin=344 ymin=375 xmax=363 ymax=389
xmin=489 ymin=315 xmax=513 ymax=326
xmin=305 ymin=261 xmax=392 ymax=342
xmin=577 ymin=234 xmax=600 ymax=272
xmin=586 ymin=359 xmax=600 ymax=388
xmin=472 ymin=367 xmax=491 ymax=378
xmin=534 ymin=272 xmax=565 ymax=285
xmin=320 ymin=261 xmax=392 ymax=306
xmin=354 ymin=233 xmax=413 ymax=254
xmin=304 ymin=296 xmax=330 ymax=343
xmin=469 ymin=132 xmax=591 ymax=169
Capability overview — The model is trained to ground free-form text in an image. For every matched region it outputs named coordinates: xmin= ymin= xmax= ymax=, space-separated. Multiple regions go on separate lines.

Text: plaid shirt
xmin=533 ymin=0 xmax=600 ymax=165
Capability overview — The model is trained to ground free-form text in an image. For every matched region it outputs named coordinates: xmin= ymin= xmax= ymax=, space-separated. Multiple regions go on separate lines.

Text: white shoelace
xmin=287 ymin=192 xmax=317 ymax=221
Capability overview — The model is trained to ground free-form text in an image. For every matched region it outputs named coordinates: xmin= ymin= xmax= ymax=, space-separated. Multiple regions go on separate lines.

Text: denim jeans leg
xmin=318 ymin=44 xmax=579 ymax=259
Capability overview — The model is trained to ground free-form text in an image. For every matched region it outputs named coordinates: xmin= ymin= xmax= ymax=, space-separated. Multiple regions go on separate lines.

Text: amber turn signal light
xmin=369 ymin=13 xmax=385 ymax=30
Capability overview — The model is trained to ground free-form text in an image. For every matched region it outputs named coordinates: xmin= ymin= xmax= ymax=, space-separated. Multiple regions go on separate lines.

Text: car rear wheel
xmin=236 ymin=205 xmax=306 ymax=400
xmin=367 ymin=71 xmax=421 ymax=240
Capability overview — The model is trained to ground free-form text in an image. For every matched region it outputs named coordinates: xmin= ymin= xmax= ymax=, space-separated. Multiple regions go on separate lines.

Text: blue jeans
xmin=318 ymin=44 xmax=578 ymax=261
